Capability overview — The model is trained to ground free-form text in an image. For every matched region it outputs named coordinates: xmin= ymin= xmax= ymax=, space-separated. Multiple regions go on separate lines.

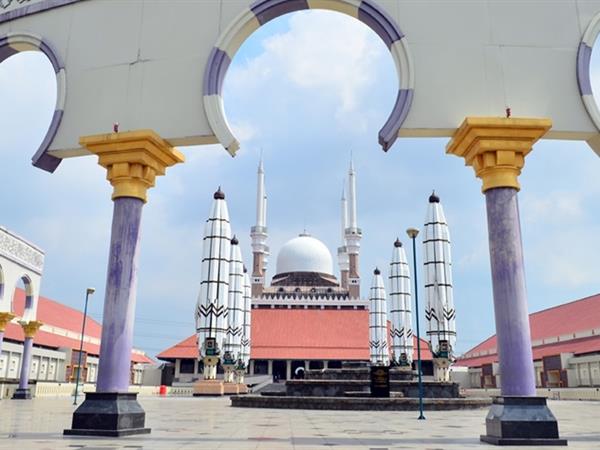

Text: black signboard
xmin=370 ymin=366 xmax=390 ymax=398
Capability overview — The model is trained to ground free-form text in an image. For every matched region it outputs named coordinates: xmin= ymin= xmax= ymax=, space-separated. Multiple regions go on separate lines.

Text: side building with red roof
xmin=0 ymin=289 xmax=153 ymax=386
xmin=456 ymin=293 xmax=600 ymax=388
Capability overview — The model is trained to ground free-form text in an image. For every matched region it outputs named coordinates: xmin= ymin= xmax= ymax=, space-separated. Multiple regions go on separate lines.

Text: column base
xmin=480 ymin=396 xmax=567 ymax=446
xmin=63 ymin=392 xmax=150 ymax=437
xmin=12 ymin=388 xmax=32 ymax=399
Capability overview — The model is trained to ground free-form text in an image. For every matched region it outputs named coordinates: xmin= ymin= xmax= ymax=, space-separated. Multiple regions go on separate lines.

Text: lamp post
xmin=406 ymin=227 xmax=425 ymax=420
xmin=73 ymin=287 xmax=95 ymax=405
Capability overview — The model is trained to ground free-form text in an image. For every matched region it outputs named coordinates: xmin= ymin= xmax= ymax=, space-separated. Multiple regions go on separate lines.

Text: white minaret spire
xmin=369 ymin=268 xmax=389 ymax=366
xmin=389 ymin=238 xmax=414 ymax=366
xmin=337 ymin=184 xmax=349 ymax=288
xmin=423 ymin=191 xmax=456 ymax=378
xmin=251 ymin=158 xmax=269 ymax=296
xmin=196 ymin=187 xmax=231 ymax=380
xmin=345 ymin=158 xmax=362 ymax=298
xmin=222 ymin=236 xmax=245 ymax=383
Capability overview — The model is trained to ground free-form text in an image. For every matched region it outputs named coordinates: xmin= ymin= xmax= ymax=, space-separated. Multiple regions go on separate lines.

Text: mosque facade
xmin=158 ymin=161 xmax=459 ymax=383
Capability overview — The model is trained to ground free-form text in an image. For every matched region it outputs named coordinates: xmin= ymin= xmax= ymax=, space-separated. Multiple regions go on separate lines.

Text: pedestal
xmin=193 ymin=379 xmax=224 ymax=396
xmin=223 ymin=383 xmax=240 ymax=395
xmin=12 ymin=388 xmax=31 ymax=399
xmin=480 ymin=397 xmax=567 ymax=446
xmin=64 ymin=392 xmax=150 ymax=437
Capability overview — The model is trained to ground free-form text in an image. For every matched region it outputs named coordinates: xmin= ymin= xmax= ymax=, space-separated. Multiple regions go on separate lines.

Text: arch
xmin=0 ymin=32 xmax=66 ymax=172
xmin=203 ymin=0 xmax=414 ymax=156
xmin=13 ymin=274 xmax=35 ymax=318
xmin=577 ymin=12 xmax=600 ymax=132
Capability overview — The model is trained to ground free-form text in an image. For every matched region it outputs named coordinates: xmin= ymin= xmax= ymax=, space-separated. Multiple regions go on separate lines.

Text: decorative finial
xmin=374 ymin=267 xmax=381 ymax=275
xmin=394 ymin=238 xmax=403 ymax=248
xmin=231 ymin=235 xmax=239 ymax=245
xmin=429 ymin=190 xmax=440 ymax=203
xmin=214 ymin=186 xmax=225 ymax=200
xmin=243 ymin=265 xmax=248 ymax=274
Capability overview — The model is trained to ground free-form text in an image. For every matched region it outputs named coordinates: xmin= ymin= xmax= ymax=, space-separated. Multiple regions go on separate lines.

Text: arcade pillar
xmin=447 ymin=117 xmax=565 ymax=446
xmin=12 ymin=320 xmax=42 ymax=399
xmin=65 ymin=130 xmax=184 ymax=437
xmin=0 ymin=312 xmax=15 ymax=358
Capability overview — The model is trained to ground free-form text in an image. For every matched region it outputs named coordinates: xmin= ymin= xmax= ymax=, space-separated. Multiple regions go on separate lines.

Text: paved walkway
xmin=0 ymin=397 xmax=599 ymax=449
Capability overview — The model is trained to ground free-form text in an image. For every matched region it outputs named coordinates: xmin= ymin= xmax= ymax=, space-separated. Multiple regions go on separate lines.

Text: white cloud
xmin=226 ymin=11 xmax=388 ymax=124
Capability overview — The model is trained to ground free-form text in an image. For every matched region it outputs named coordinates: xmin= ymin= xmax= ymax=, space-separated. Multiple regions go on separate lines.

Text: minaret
xmin=337 ymin=185 xmax=349 ymax=289
xmin=237 ymin=267 xmax=252 ymax=385
xmin=369 ymin=268 xmax=389 ymax=366
xmin=250 ymin=159 xmax=269 ymax=296
xmin=195 ymin=187 xmax=231 ymax=380
xmin=345 ymin=160 xmax=362 ymax=298
xmin=222 ymin=236 xmax=244 ymax=384
xmin=423 ymin=191 xmax=456 ymax=381
xmin=389 ymin=239 xmax=414 ymax=366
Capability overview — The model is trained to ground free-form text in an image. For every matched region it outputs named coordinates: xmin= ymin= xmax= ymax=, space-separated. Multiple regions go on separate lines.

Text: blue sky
xmin=1 ymin=10 xmax=599 ymax=358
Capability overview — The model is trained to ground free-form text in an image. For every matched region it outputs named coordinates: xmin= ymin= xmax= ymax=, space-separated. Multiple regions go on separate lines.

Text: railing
xmin=462 ymin=387 xmax=600 ymax=401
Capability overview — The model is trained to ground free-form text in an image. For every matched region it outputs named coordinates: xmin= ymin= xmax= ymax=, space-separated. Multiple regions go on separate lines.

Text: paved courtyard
xmin=0 ymin=397 xmax=599 ymax=449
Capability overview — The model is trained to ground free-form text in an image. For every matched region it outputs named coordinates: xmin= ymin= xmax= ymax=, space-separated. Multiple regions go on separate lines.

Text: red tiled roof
xmin=5 ymin=289 xmax=153 ymax=364
xmin=457 ymin=293 xmax=600 ymax=368
xmin=157 ymin=308 xmax=433 ymax=361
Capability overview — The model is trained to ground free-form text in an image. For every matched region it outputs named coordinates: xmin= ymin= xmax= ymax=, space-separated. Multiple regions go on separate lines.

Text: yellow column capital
xmin=80 ymin=130 xmax=185 ymax=203
xmin=446 ymin=117 xmax=552 ymax=192
xmin=20 ymin=320 xmax=43 ymax=338
xmin=0 ymin=312 xmax=15 ymax=332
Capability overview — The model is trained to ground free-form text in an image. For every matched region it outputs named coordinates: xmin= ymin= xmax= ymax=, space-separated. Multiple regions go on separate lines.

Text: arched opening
xmin=0 ymin=33 xmax=64 ymax=172
xmin=13 ymin=275 xmax=35 ymax=321
xmin=204 ymin=0 xmax=412 ymax=155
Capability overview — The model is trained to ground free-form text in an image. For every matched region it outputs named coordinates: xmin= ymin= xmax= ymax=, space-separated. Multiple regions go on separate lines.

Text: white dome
xmin=276 ymin=235 xmax=334 ymax=275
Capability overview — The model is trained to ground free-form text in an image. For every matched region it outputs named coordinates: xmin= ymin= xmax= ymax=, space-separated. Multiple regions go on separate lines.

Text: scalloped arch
xmin=203 ymin=0 xmax=414 ymax=156
xmin=0 ymin=32 xmax=66 ymax=172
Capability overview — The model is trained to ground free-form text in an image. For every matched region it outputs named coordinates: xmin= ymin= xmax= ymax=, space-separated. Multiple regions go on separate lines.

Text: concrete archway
xmin=203 ymin=0 xmax=413 ymax=155
xmin=0 ymin=32 xmax=65 ymax=171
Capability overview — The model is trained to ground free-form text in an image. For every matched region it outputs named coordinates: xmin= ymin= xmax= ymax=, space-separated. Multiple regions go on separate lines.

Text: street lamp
xmin=406 ymin=227 xmax=425 ymax=420
xmin=73 ymin=287 xmax=95 ymax=405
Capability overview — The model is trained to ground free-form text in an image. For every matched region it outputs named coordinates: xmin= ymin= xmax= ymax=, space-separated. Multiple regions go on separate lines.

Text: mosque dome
xmin=275 ymin=234 xmax=334 ymax=276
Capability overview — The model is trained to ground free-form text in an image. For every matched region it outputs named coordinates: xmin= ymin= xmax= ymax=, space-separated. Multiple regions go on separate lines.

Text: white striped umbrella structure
xmin=237 ymin=268 xmax=252 ymax=383
xmin=389 ymin=238 xmax=414 ymax=366
xmin=423 ymin=192 xmax=456 ymax=358
xmin=195 ymin=188 xmax=231 ymax=379
xmin=369 ymin=268 xmax=389 ymax=366
xmin=223 ymin=236 xmax=245 ymax=382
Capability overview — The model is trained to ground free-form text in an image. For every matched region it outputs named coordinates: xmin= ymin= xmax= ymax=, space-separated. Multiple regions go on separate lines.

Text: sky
xmin=1 ymin=10 xmax=599 ymax=359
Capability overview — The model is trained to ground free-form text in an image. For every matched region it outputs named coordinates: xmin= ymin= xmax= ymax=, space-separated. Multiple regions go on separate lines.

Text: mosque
xmin=157 ymin=161 xmax=456 ymax=382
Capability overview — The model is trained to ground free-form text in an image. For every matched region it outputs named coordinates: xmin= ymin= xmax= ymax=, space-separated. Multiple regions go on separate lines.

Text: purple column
xmin=18 ymin=337 xmax=34 ymax=389
xmin=485 ymin=187 xmax=536 ymax=396
xmin=96 ymin=197 xmax=143 ymax=393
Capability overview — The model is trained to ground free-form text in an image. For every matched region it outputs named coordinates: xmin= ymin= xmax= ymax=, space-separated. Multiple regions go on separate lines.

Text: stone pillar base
xmin=223 ymin=383 xmax=240 ymax=395
xmin=12 ymin=388 xmax=32 ymax=400
xmin=480 ymin=396 xmax=567 ymax=446
xmin=63 ymin=392 xmax=150 ymax=437
xmin=193 ymin=379 xmax=224 ymax=396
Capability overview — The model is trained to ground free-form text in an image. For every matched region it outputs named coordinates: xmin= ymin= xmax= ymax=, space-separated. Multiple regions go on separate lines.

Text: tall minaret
xmin=369 ymin=268 xmax=389 ymax=366
xmin=337 ymin=185 xmax=349 ymax=289
xmin=250 ymin=159 xmax=269 ymax=297
xmin=389 ymin=239 xmax=414 ymax=366
xmin=345 ymin=160 xmax=362 ymax=298
xmin=423 ymin=192 xmax=456 ymax=364
xmin=195 ymin=187 xmax=231 ymax=380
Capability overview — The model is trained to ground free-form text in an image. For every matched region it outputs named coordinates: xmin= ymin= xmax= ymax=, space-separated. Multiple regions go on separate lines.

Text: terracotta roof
xmin=5 ymin=289 xmax=153 ymax=364
xmin=457 ymin=293 xmax=600 ymax=368
xmin=157 ymin=308 xmax=433 ymax=361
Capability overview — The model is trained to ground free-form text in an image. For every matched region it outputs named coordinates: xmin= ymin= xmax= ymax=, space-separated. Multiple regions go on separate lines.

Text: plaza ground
xmin=0 ymin=397 xmax=599 ymax=449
